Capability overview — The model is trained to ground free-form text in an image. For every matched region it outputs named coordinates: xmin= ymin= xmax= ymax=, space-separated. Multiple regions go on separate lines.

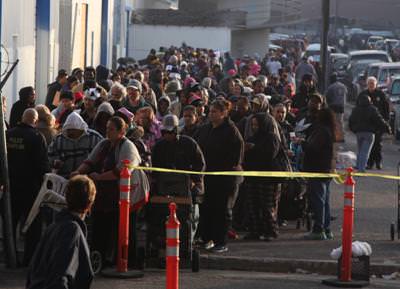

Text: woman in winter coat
xmin=194 ymin=99 xmax=244 ymax=253
xmin=302 ymin=108 xmax=336 ymax=240
xmin=349 ymin=94 xmax=391 ymax=172
xmin=243 ymin=113 xmax=282 ymax=241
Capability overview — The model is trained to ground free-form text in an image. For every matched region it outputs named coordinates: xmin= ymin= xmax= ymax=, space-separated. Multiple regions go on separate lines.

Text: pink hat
xmin=117 ymin=107 xmax=134 ymax=121
xmin=184 ymin=77 xmax=196 ymax=88
xmin=228 ymin=69 xmax=237 ymax=76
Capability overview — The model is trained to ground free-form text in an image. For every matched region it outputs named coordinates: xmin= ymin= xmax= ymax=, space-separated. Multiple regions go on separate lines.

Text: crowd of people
xmin=1 ymin=43 xmax=392 ymax=278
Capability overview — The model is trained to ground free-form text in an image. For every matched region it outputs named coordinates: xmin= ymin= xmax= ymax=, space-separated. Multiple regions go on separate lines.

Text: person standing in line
xmin=26 ymin=175 xmax=96 ymax=289
xmin=358 ymin=76 xmax=390 ymax=169
xmin=194 ymin=99 xmax=244 ymax=253
xmin=325 ymin=73 xmax=347 ymax=142
xmin=7 ymin=108 xmax=50 ymax=266
xmin=349 ymin=94 xmax=391 ymax=172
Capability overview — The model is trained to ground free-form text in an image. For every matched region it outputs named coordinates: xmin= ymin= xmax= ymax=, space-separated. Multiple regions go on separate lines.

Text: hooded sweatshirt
xmin=48 ymin=112 xmax=103 ymax=178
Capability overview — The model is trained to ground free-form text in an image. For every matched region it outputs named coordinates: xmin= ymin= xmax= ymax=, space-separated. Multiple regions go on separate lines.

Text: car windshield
xmin=351 ymin=54 xmax=389 ymax=62
xmin=378 ymin=68 xmax=400 ymax=84
xmin=368 ymin=67 xmax=379 ymax=78
xmin=392 ymin=81 xmax=400 ymax=95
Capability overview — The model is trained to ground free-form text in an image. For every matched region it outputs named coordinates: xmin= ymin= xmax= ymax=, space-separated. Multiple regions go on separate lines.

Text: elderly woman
xmin=71 ymin=116 xmax=141 ymax=265
xmin=135 ymin=106 xmax=162 ymax=150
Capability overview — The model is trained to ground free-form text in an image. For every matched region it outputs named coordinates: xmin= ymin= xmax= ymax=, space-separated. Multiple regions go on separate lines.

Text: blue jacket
xmin=26 ymin=210 xmax=94 ymax=289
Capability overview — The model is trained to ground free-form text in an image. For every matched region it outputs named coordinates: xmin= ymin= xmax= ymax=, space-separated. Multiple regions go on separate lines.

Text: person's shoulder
xmin=86 ymin=128 xmax=103 ymax=139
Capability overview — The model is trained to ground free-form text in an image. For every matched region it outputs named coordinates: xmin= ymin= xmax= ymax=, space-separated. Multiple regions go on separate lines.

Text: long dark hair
xmin=316 ymin=108 xmax=337 ymax=141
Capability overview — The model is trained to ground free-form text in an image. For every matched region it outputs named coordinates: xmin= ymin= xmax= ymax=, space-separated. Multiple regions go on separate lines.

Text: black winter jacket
xmin=349 ymin=94 xmax=390 ymax=134
xmin=302 ymin=124 xmax=335 ymax=173
xmin=194 ymin=118 xmax=244 ymax=185
xmin=358 ymin=88 xmax=390 ymax=120
xmin=6 ymin=123 xmax=50 ymax=203
xmin=26 ymin=210 xmax=94 ymax=289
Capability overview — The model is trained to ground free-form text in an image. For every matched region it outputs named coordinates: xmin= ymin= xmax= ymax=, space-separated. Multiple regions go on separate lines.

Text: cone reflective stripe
xmin=341 ymin=167 xmax=356 ymax=282
xmin=117 ymin=160 xmax=132 ymax=272
xmin=166 ymin=202 xmax=180 ymax=289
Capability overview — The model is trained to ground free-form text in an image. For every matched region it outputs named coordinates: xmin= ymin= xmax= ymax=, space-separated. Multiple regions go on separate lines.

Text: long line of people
xmin=2 ymin=44 xmax=392 ymax=267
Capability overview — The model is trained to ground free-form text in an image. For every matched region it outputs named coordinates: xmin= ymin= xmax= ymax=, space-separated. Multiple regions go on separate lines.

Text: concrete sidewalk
xmin=199 ymin=226 xmax=400 ymax=276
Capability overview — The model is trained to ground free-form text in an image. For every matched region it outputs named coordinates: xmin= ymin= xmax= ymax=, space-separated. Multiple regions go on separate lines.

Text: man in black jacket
xmin=26 ymin=175 xmax=96 ymax=289
xmin=45 ymin=69 xmax=68 ymax=110
xmin=7 ymin=108 xmax=50 ymax=265
xmin=358 ymin=76 xmax=390 ymax=169
xmin=9 ymin=86 xmax=36 ymax=128
xmin=152 ymin=114 xmax=205 ymax=202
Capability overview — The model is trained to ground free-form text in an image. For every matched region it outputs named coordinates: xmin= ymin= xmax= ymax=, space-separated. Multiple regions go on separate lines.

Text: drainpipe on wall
xmin=12 ymin=35 xmax=18 ymax=106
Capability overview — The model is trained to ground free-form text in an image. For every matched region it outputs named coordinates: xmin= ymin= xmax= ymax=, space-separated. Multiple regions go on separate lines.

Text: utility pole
xmin=321 ymin=0 xmax=330 ymax=92
xmin=0 ymin=60 xmax=19 ymax=269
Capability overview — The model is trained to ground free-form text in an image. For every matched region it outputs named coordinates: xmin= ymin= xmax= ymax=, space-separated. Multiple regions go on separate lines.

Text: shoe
xmin=304 ymin=231 xmax=327 ymax=240
xmin=199 ymin=240 xmax=214 ymax=250
xmin=211 ymin=245 xmax=228 ymax=253
xmin=376 ymin=163 xmax=382 ymax=170
xmin=228 ymin=229 xmax=239 ymax=240
xmin=259 ymin=235 xmax=273 ymax=242
xmin=278 ymin=219 xmax=288 ymax=227
xmin=325 ymin=231 xmax=334 ymax=240
xmin=366 ymin=165 xmax=373 ymax=170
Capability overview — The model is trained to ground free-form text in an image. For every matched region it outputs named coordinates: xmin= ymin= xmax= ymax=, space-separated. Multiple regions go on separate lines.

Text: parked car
xmin=348 ymin=50 xmax=392 ymax=64
xmin=331 ymin=53 xmax=349 ymax=79
xmin=375 ymin=39 xmax=399 ymax=53
xmin=302 ymin=43 xmax=335 ymax=62
xmin=387 ymin=77 xmax=400 ymax=139
xmin=366 ymin=36 xmax=384 ymax=49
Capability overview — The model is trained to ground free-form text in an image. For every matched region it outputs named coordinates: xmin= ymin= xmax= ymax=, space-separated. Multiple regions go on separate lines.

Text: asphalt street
xmin=2 ymin=269 xmax=400 ymax=289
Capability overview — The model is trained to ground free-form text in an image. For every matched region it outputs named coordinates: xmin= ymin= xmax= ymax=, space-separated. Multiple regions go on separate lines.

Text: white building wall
xmin=1 ymin=0 xmax=36 ymax=113
xmin=129 ymin=24 xmax=231 ymax=60
xmin=217 ymin=0 xmax=271 ymax=28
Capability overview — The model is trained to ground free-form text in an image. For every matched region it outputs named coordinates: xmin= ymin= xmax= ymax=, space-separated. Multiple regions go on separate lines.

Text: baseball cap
xmin=127 ymin=79 xmax=142 ymax=93
xmin=84 ymin=88 xmax=100 ymax=100
xmin=161 ymin=114 xmax=179 ymax=132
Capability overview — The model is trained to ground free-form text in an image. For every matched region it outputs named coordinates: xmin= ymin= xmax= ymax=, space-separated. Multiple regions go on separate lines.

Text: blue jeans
xmin=356 ymin=132 xmax=375 ymax=172
xmin=308 ymin=178 xmax=331 ymax=233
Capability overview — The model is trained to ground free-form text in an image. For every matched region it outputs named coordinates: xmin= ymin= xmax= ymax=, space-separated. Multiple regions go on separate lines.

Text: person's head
xmin=134 ymin=71 xmax=145 ymax=83
xmin=72 ymin=67 xmax=84 ymax=82
xmin=158 ymin=96 xmax=171 ymax=115
xmin=19 ymin=86 xmax=36 ymax=105
xmin=308 ymin=93 xmax=324 ymax=112
xmin=65 ymin=175 xmax=96 ymax=215
xmin=183 ymin=105 xmax=198 ymax=127
xmin=111 ymin=73 xmax=121 ymax=83
xmin=161 ymin=114 xmax=179 ymax=142
xmin=109 ymin=83 xmax=127 ymax=102
xmin=209 ymin=99 xmax=230 ymax=127
xmin=22 ymin=108 xmax=39 ymax=127
xmin=127 ymin=80 xmax=142 ymax=103
xmin=251 ymin=93 xmax=269 ymax=113
xmin=57 ymin=69 xmax=68 ymax=85
xmin=236 ymin=96 xmax=250 ymax=115
xmin=60 ymin=91 xmax=75 ymax=110
xmin=367 ymin=76 xmax=377 ymax=91
xmin=83 ymin=66 xmax=96 ymax=82
xmin=106 ymin=116 xmax=127 ymax=142
xmin=63 ymin=112 xmax=88 ymax=139
xmin=35 ymin=104 xmax=56 ymax=128
xmin=273 ymin=103 xmax=287 ymax=122
xmin=252 ymin=79 xmax=265 ymax=94
xmin=136 ymin=106 xmax=155 ymax=130
xmin=67 ymin=76 xmax=79 ymax=90
xmin=302 ymin=74 xmax=314 ymax=88
xmin=251 ymin=114 xmax=261 ymax=134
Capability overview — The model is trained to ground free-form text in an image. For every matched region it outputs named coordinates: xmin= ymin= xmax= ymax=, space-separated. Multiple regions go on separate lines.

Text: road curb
xmin=200 ymin=254 xmax=400 ymax=276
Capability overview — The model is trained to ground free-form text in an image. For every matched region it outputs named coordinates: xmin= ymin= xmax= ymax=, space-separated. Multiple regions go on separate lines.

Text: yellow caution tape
xmin=128 ymin=165 xmax=400 ymax=183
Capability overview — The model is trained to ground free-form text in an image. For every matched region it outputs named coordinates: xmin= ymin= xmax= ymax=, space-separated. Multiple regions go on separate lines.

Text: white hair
xmin=110 ymin=82 xmax=127 ymax=98
xmin=367 ymin=76 xmax=377 ymax=84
